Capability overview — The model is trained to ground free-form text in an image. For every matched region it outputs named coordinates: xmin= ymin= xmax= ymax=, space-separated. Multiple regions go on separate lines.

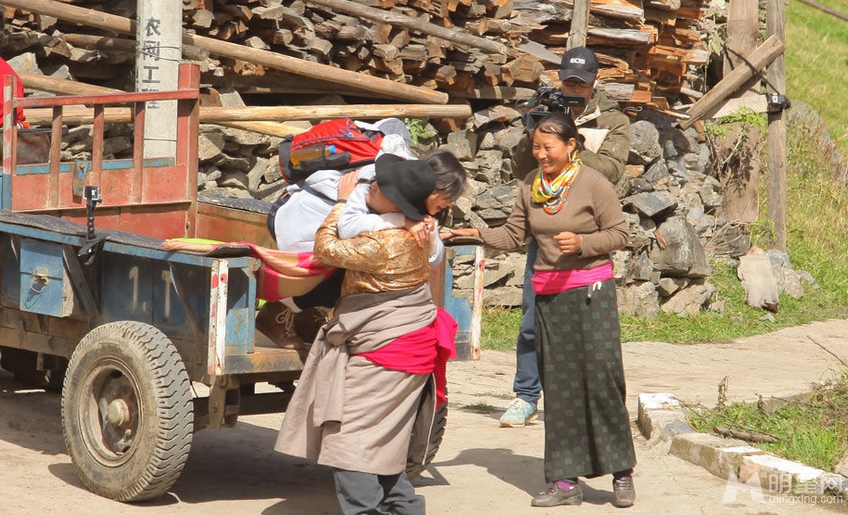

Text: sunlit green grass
xmin=786 ymin=0 xmax=848 ymax=154
xmin=687 ymin=376 xmax=848 ymax=472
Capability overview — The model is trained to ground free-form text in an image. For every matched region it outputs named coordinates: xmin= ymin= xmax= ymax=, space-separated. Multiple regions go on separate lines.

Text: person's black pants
xmin=292 ymin=268 xmax=344 ymax=310
xmin=333 ymin=468 xmax=424 ymax=515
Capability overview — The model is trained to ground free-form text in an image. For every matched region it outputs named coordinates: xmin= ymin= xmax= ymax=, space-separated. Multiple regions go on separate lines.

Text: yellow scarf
xmin=531 ymin=158 xmax=581 ymax=214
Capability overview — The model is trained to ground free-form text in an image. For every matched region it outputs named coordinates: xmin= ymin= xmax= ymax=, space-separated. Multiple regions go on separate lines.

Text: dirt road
xmin=2 ymin=319 xmax=848 ymax=514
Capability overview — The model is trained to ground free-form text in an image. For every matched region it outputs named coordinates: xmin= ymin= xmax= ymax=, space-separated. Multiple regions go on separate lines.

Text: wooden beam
xmin=24 ymin=104 xmax=472 ymax=125
xmin=0 ymin=0 xmax=448 ymax=105
xmin=679 ymin=35 xmax=783 ymax=130
xmin=62 ymin=33 xmax=210 ymax=61
xmin=19 ymin=71 xmax=118 ymax=96
xmin=196 ymin=104 xmax=473 ymax=122
xmin=567 ymin=0 xmax=590 ymax=50
xmin=17 ymin=73 xmax=301 ymax=137
xmin=23 ymin=106 xmax=309 ymax=137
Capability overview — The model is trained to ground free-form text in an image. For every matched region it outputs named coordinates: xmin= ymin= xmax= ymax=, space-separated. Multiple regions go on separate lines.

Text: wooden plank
xmin=587 ymin=27 xmax=655 ymax=46
xmin=560 ymin=0 xmax=645 ymax=23
xmin=25 ymin=103 xmax=472 ymax=123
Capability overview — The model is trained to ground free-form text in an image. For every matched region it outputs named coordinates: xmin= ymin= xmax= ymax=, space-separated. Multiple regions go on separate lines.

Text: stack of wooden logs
xmin=3 ymin=0 xmax=710 ymax=112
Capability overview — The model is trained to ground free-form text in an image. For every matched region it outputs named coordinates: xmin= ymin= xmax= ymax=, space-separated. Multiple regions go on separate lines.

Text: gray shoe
xmin=499 ymin=398 xmax=538 ymax=427
xmin=531 ymin=482 xmax=583 ymax=507
xmin=612 ymin=475 xmax=635 ymax=508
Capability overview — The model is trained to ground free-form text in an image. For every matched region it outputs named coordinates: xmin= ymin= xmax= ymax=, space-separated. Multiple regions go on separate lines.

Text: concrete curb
xmin=636 ymin=393 xmax=848 ymax=498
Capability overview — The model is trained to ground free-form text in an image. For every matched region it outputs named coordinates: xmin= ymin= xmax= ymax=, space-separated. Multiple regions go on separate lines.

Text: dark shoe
xmin=255 ymin=302 xmax=306 ymax=350
xmin=531 ymin=482 xmax=583 ymax=507
xmin=612 ymin=475 xmax=635 ymax=508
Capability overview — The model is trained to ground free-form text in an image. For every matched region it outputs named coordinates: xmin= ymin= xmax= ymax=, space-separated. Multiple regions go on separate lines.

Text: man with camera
xmin=500 ymin=46 xmax=631 ymax=428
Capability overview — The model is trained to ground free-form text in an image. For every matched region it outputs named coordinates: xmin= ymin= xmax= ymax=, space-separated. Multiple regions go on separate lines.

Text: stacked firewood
xmin=3 ymin=0 xmax=710 ymax=110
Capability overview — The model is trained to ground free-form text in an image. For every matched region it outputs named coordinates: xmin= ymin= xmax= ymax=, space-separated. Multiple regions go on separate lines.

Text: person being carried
xmin=259 ymin=140 xmax=465 ymax=348
xmin=275 ymin=154 xmax=459 ymax=515
xmin=499 ymin=46 xmax=632 ymax=429
xmin=446 ymin=112 xmax=636 ymax=508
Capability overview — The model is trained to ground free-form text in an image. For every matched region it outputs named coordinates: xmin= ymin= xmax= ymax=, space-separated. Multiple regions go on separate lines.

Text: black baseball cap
xmin=374 ymin=154 xmax=435 ymax=221
xmin=559 ymin=47 xmax=599 ymax=84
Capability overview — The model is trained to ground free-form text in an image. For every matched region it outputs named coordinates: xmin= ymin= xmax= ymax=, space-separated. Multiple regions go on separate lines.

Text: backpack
xmin=278 ymin=118 xmax=385 ymax=184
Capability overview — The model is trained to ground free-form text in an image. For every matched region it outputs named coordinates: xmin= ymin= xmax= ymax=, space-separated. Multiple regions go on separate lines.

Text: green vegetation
xmin=480 ymin=306 xmax=522 ymax=351
xmin=786 ymin=0 xmax=848 ymax=152
xmin=403 ymin=118 xmax=438 ymax=146
xmin=703 ymin=108 xmax=766 ymax=140
xmin=687 ymin=377 xmax=848 ymax=472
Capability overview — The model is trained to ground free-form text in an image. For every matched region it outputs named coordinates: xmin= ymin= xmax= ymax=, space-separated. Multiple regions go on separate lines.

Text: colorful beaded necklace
xmin=531 ymin=156 xmax=581 ymax=215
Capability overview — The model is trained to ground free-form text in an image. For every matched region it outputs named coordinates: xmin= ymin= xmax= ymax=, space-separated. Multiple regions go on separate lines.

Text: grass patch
xmin=686 ymin=377 xmax=848 ymax=472
xmin=481 ymin=306 xmax=522 ymax=351
xmin=461 ymin=402 xmax=499 ymax=414
xmin=786 ymin=0 xmax=848 ymax=154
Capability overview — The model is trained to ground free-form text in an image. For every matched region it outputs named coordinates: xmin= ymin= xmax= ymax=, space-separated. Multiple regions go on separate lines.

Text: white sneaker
xmin=499 ymin=398 xmax=538 ymax=427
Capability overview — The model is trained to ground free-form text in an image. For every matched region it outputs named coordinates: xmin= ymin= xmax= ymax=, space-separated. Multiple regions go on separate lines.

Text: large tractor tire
xmin=61 ymin=321 xmax=193 ymax=502
xmin=406 ymin=402 xmax=448 ymax=479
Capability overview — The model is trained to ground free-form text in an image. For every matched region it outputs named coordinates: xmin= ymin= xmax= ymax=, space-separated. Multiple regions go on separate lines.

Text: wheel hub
xmin=105 ymin=399 xmax=130 ymax=427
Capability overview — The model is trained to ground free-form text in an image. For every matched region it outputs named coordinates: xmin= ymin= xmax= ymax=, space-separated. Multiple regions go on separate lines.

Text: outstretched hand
xmin=444 ymin=227 xmax=481 ymax=241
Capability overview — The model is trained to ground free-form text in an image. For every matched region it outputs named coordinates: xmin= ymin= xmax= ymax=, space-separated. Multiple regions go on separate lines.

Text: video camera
xmin=518 ymin=86 xmax=586 ymax=132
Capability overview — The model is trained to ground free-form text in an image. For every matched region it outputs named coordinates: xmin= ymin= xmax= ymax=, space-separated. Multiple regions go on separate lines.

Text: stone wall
xmin=441 ymin=108 xmax=814 ymax=318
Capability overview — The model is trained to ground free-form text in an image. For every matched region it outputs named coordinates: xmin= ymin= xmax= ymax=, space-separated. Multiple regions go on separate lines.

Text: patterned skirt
xmin=534 ymin=278 xmax=637 ymax=481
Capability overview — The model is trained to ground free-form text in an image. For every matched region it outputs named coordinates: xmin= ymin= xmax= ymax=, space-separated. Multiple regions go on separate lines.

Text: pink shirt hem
xmin=531 ymin=263 xmax=614 ymax=295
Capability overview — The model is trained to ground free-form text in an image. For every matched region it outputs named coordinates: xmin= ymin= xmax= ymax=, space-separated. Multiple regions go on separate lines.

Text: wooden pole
xmin=766 ymin=0 xmax=787 ymax=251
xmin=23 ymin=104 xmax=472 ymax=125
xmin=17 ymin=73 xmax=305 ymax=137
xmin=303 ymin=0 xmax=509 ymax=56
xmin=679 ymin=35 xmax=783 ymax=130
xmin=18 ymin=71 xmax=118 ymax=96
xmin=62 ymin=34 xmax=209 ymax=62
xmin=567 ymin=0 xmax=591 ymax=51
xmin=0 ymin=0 xmax=448 ymax=105
xmin=199 ymin=104 xmax=472 ymax=122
